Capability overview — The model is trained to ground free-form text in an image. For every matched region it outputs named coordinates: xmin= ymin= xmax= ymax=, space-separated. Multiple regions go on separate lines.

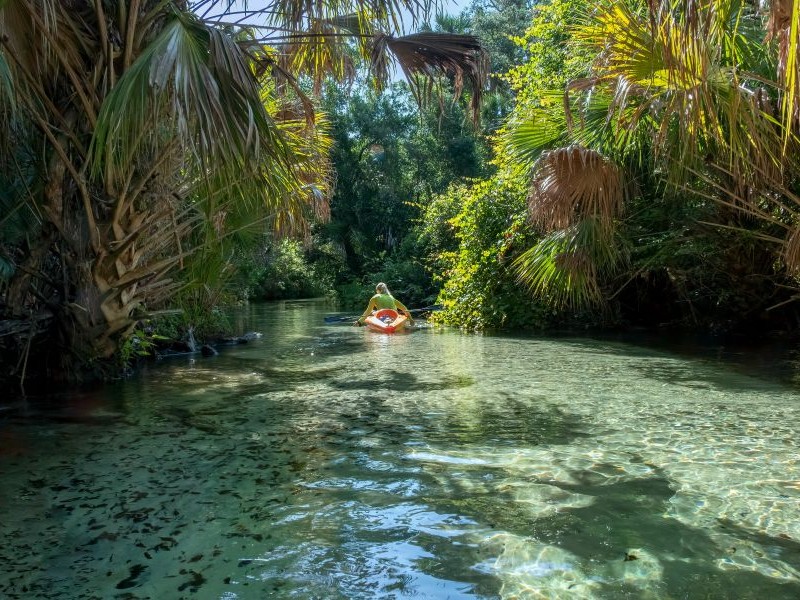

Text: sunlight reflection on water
xmin=1 ymin=300 xmax=799 ymax=599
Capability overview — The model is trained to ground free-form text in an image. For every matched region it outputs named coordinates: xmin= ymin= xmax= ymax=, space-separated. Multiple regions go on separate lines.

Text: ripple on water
xmin=1 ymin=303 xmax=800 ymax=599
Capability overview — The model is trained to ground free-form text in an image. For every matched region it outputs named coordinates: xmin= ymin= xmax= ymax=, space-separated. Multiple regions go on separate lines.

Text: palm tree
xmin=0 ymin=0 xmax=488 ymax=381
xmin=507 ymin=0 xmax=800 ymax=309
xmin=513 ymin=145 xmax=629 ymax=307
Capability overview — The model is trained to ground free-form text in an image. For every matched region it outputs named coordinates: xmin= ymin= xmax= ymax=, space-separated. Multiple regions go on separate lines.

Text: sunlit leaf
xmin=513 ymin=217 xmax=626 ymax=309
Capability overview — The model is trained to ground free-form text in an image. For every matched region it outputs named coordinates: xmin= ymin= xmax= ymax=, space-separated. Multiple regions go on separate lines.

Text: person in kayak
xmin=356 ymin=282 xmax=413 ymax=326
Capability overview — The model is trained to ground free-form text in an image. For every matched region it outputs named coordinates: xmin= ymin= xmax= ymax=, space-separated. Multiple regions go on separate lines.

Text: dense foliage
xmin=0 ymin=0 xmax=487 ymax=385
xmin=425 ymin=0 xmax=800 ymax=334
xmin=423 ymin=175 xmax=552 ymax=329
xmin=242 ymin=239 xmax=335 ymax=301
xmin=508 ymin=0 xmax=800 ymax=332
xmin=5 ymin=0 xmax=800 ymax=389
xmin=313 ymin=3 xmax=534 ymax=311
xmin=420 ymin=0 xmax=587 ymax=329
xmin=316 ymin=77 xmax=490 ymax=308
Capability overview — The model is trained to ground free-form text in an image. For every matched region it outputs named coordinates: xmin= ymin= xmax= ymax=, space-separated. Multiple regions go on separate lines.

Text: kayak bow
xmin=364 ymin=309 xmax=408 ymax=334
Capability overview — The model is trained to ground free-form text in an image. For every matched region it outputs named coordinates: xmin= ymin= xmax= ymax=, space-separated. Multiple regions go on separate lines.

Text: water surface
xmin=2 ymin=300 xmax=800 ymax=599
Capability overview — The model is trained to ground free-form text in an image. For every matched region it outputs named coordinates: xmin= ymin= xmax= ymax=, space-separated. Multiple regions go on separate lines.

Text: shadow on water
xmin=494 ymin=328 xmax=800 ymax=392
xmin=614 ymin=331 xmax=800 ymax=388
xmin=430 ymin=461 xmax=800 ymax=599
xmin=191 ymin=332 xmax=367 ymax=366
xmin=421 ymin=393 xmax=591 ymax=448
xmin=329 ymin=369 xmax=475 ymax=392
xmin=234 ymin=363 xmax=346 ymax=394
xmin=0 ymin=388 xmax=127 ymax=426
xmin=3 ymin=300 xmax=800 ymax=599
xmin=555 ymin=471 xmax=800 ymax=599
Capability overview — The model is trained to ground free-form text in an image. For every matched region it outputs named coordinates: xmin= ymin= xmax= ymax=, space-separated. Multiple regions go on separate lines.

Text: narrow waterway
xmin=2 ymin=300 xmax=800 ymax=599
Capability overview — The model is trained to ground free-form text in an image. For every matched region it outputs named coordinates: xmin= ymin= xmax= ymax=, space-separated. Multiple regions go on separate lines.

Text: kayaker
xmin=355 ymin=283 xmax=413 ymax=326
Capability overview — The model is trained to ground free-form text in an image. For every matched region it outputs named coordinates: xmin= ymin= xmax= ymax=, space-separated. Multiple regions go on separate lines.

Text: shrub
xmin=427 ymin=175 xmax=553 ymax=330
xmin=248 ymin=239 xmax=334 ymax=301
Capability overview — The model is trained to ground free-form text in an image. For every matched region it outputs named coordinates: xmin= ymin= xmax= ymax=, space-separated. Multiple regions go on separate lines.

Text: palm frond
xmin=502 ymin=94 xmax=569 ymax=167
xmin=0 ymin=51 xmax=13 ymax=110
xmin=766 ymin=0 xmax=800 ymax=148
xmin=262 ymin=0 xmax=429 ymax=33
xmin=571 ymin=0 xmax=776 ymax=186
xmin=183 ymin=85 xmax=333 ymax=281
xmin=0 ymin=0 xmax=98 ymax=116
xmin=784 ymin=224 xmax=800 ymax=275
xmin=242 ymin=38 xmax=317 ymax=125
xmin=528 ymin=146 xmax=628 ymax=232
xmin=90 ymin=13 xmax=290 ymax=190
xmin=502 ymin=86 xmax=653 ymax=169
xmin=514 ymin=242 xmax=602 ymax=309
xmin=321 ymin=12 xmax=373 ymax=36
xmin=378 ymin=31 xmax=488 ymax=123
xmin=0 ymin=144 xmax=42 ymax=253
xmin=277 ymin=19 xmax=360 ymax=94
xmin=513 ymin=217 xmax=626 ymax=309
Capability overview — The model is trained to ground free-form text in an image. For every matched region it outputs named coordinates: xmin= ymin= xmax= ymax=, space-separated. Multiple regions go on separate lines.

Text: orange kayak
xmin=364 ymin=308 xmax=408 ymax=334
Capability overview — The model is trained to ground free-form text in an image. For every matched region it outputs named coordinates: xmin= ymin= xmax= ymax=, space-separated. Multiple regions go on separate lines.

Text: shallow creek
xmin=1 ymin=300 xmax=800 ymax=599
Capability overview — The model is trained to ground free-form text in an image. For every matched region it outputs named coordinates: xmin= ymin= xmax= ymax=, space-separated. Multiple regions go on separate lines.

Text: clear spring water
xmin=1 ymin=300 xmax=800 ymax=599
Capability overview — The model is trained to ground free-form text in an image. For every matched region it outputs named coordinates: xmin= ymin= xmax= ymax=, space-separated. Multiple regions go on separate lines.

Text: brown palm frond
xmin=323 ymin=12 xmax=369 ymax=35
xmin=0 ymin=1 xmax=101 ymax=117
xmin=766 ymin=0 xmax=793 ymax=44
xmin=528 ymin=146 xmax=628 ymax=232
xmin=273 ymin=100 xmax=311 ymax=124
xmin=370 ymin=33 xmax=393 ymax=88
xmin=378 ymin=32 xmax=488 ymax=123
xmin=784 ymin=224 xmax=800 ymax=275
xmin=766 ymin=0 xmax=800 ymax=140
xmin=248 ymin=44 xmax=316 ymax=126
xmin=766 ymin=0 xmax=795 ymax=65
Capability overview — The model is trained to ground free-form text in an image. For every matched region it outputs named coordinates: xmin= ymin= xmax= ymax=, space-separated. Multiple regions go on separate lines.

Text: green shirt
xmin=372 ymin=293 xmax=397 ymax=309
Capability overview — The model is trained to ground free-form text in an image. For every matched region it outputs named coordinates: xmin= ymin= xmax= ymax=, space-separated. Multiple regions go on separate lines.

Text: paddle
xmin=323 ymin=304 xmax=443 ymax=324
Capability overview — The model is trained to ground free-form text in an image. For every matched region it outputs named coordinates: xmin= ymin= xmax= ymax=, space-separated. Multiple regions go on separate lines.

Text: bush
xmin=426 ymin=176 xmax=553 ymax=330
xmin=247 ymin=239 xmax=334 ymax=301
xmin=147 ymin=305 xmax=233 ymax=344
xmin=334 ymin=280 xmax=374 ymax=310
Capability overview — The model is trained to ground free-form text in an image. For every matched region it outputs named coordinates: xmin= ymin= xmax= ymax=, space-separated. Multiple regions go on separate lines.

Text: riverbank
xmin=2 ymin=297 xmax=800 ymax=404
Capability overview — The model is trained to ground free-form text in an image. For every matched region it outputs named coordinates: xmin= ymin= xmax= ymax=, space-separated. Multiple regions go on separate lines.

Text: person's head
xmin=376 ymin=282 xmax=389 ymax=295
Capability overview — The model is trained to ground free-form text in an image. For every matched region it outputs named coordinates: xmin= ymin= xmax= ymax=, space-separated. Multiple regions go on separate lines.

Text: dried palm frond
xmin=0 ymin=51 xmax=12 ymax=116
xmin=766 ymin=0 xmax=800 ymax=144
xmin=0 ymin=0 xmax=100 ymax=119
xmin=528 ymin=146 xmax=628 ymax=232
xmin=375 ymin=32 xmax=488 ymax=123
xmin=277 ymin=17 xmax=360 ymax=95
xmin=784 ymin=224 xmax=800 ymax=275
xmin=247 ymin=43 xmax=316 ymax=126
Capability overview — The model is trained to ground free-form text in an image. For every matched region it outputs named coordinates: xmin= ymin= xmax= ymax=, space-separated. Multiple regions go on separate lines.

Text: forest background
xmin=2 ymin=0 xmax=800 ymax=386
xmin=250 ymin=0 xmax=800 ymax=331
